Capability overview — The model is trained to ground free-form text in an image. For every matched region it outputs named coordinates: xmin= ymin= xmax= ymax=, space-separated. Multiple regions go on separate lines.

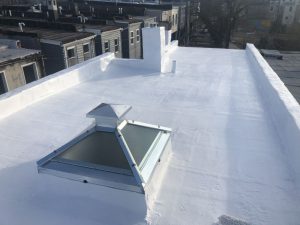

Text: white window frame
xmin=66 ymin=46 xmax=76 ymax=59
xmin=0 ymin=71 xmax=8 ymax=93
xmin=21 ymin=62 xmax=39 ymax=83
xmin=130 ymin=31 xmax=134 ymax=45
xmin=66 ymin=46 xmax=77 ymax=67
xmin=136 ymin=29 xmax=140 ymax=43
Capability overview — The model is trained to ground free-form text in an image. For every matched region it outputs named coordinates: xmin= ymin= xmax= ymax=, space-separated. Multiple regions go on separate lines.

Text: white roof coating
xmin=0 ymin=28 xmax=300 ymax=225
xmin=87 ymin=103 xmax=132 ymax=120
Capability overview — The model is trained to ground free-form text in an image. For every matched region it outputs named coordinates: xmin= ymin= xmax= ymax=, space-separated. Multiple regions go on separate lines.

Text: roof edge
xmin=246 ymin=43 xmax=300 ymax=186
xmin=0 ymin=53 xmax=115 ymax=120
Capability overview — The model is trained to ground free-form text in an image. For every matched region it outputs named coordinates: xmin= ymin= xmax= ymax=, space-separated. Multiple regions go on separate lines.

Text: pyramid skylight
xmin=37 ymin=103 xmax=172 ymax=193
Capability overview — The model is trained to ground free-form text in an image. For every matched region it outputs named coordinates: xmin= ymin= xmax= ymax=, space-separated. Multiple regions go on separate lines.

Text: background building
xmin=80 ymin=25 xmax=123 ymax=58
xmin=0 ymin=39 xmax=44 ymax=94
xmin=112 ymin=20 xmax=143 ymax=59
xmin=0 ymin=25 xmax=96 ymax=75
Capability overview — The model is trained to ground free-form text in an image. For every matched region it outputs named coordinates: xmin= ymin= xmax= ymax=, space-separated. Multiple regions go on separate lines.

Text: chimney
xmin=141 ymin=27 xmax=177 ymax=73
xmin=46 ymin=0 xmax=58 ymax=21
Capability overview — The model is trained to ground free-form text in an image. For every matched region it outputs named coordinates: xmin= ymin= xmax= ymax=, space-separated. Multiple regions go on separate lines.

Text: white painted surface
xmin=0 ymin=41 xmax=300 ymax=224
xmin=246 ymin=43 xmax=300 ymax=186
xmin=111 ymin=27 xmax=177 ymax=73
xmin=0 ymin=53 xmax=115 ymax=120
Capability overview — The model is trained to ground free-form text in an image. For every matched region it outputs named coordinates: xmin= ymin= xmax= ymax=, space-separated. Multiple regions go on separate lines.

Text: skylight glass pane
xmin=55 ymin=132 xmax=131 ymax=170
xmin=121 ymin=124 xmax=160 ymax=166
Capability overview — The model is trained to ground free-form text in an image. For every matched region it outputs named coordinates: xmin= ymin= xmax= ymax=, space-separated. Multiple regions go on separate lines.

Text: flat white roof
xmin=0 ymin=40 xmax=300 ymax=225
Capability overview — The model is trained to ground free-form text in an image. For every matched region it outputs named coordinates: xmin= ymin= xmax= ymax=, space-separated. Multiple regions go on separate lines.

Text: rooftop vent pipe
xmin=18 ymin=22 xmax=25 ymax=32
xmin=78 ymin=15 xmax=88 ymax=24
xmin=58 ymin=6 xmax=63 ymax=15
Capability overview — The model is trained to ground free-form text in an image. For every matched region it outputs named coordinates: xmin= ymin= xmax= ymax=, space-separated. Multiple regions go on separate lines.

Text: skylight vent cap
xmin=87 ymin=103 xmax=132 ymax=128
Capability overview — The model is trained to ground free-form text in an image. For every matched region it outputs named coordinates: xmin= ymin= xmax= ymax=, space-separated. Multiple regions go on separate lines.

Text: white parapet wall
xmin=246 ymin=43 xmax=300 ymax=186
xmin=0 ymin=53 xmax=115 ymax=120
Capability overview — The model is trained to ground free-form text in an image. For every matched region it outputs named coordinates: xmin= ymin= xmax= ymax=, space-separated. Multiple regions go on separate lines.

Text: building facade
xmin=269 ymin=0 xmax=300 ymax=25
xmin=0 ymin=39 xmax=44 ymax=95
xmin=81 ymin=25 xmax=123 ymax=58
xmin=0 ymin=25 xmax=96 ymax=75
xmin=113 ymin=20 xmax=142 ymax=59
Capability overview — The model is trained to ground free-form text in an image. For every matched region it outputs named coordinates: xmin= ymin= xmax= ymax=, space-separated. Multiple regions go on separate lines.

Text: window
xmin=120 ymin=123 xmax=160 ymax=166
xmin=37 ymin=104 xmax=172 ymax=194
xmin=67 ymin=47 xmax=77 ymax=67
xmin=114 ymin=38 xmax=119 ymax=52
xmin=270 ymin=6 xmax=274 ymax=11
xmin=175 ymin=14 xmax=178 ymax=25
xmin=83 ymin=43 xmax=89 ymax=53
xmin=67 ymin=47 xmax=75 ymax=59
xmin=289 ymin=6 xmax=293 ymax=12
xmin=172 ymin=15 xmax=175 ymax=26
xmin=22 ymin=63 xmax=38 ymax=84
xmin=55 ymin=132 xmax=131 ymax=170
xmin=286 ymin=16 xmax=289 ymax=20
xmin=136 ymin=29 xmax=140 ymax=42
xmin=130 ymin=31 xmax=134 ymax=44
xmin=0 ymin=72 xmax=7 ymax=95
xmin=83 ymin=43 xmax=90 ymax=61
xmin=104 ymin=41 xmax=110 ymax=53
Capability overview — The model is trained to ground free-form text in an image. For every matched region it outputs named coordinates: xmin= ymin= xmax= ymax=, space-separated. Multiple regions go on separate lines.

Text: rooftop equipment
xmin=37 ymin=103 xmax=172 ymax=193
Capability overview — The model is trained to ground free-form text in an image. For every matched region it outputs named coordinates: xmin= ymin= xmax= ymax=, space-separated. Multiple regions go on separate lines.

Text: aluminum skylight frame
xmin=37 ymin=120 xmax=172 ymax=194
xmin=117 ymin=120 xmax=172 ymax=184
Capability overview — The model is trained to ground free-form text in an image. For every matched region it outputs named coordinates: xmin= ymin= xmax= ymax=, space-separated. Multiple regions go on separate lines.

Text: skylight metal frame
xmin=117 ymin=120 xmax=172 ymax=185
xmin=37 ymin=120 xmax=172 ymax=194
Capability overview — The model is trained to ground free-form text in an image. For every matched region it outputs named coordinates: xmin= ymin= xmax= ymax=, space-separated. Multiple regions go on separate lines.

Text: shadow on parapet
xmin=0 ymin=161 xmax=148 ymax=225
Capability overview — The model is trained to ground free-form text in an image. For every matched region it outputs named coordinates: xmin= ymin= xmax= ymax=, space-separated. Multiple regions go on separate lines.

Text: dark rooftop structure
xmin=0 ymin=25 xmax=94 ymax=44
xmin=72 ymin=0 xmax=174 ymax=10
xmin=0 ymin=45 xmax=40 ymax=64
xmin=83 ymin=24 xmax=122 ymax=32
xmin=264 ymin=51 xmax=300 ymax=104
xmin=0 ymin=16 xmax=80 ymax=32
